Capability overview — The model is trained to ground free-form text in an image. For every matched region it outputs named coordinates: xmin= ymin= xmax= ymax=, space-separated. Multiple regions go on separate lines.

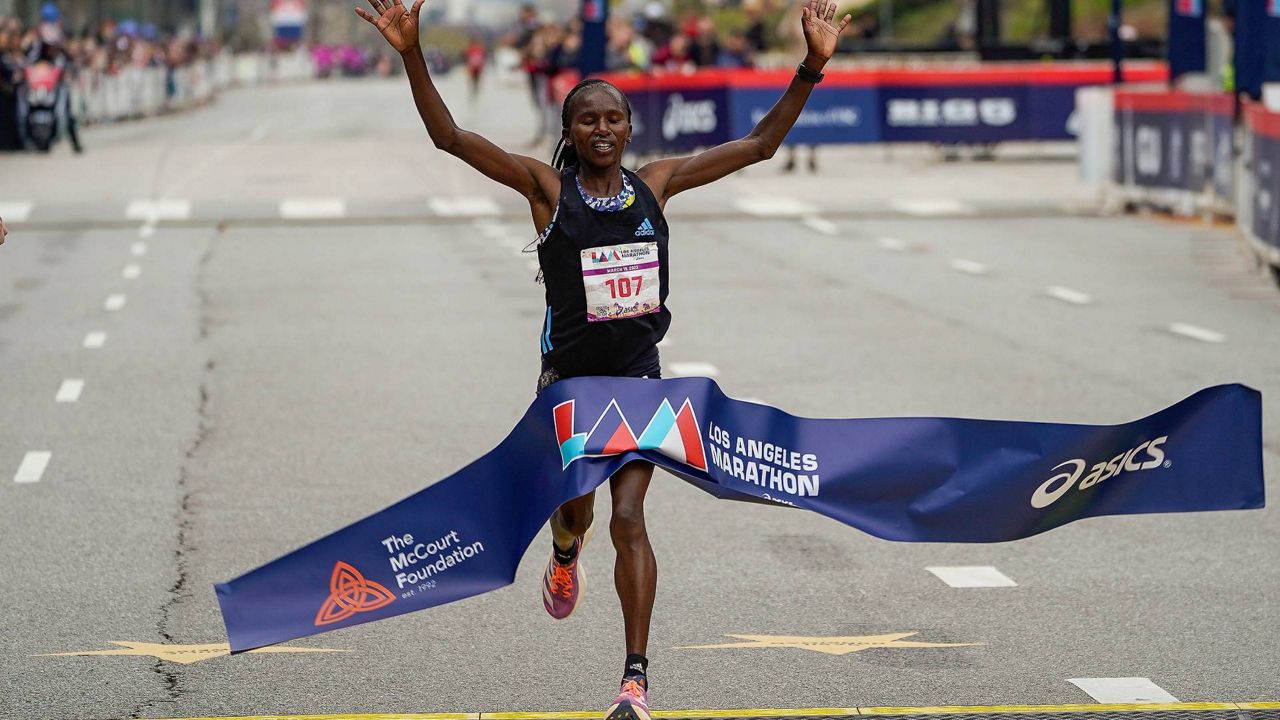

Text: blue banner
xmin=1235 ymin=0 xmax=1269 ymax=99
xmin=578 ymin=0 xmax=608 ymax=78
xmin=730 ymin=87 xmax=880 ymax=145
xmin=652 ymin=87 xmax=733 ymax=152
xmin=878 ymin=85 xmax=1032 ymax=144
xmin=1168 ymin=0 xmax=1207 ymax=82
xmin=1026 ymin=84 xmax=1080 ymax=141
xmin=217 ymin=380 xmax=1263 ymax=653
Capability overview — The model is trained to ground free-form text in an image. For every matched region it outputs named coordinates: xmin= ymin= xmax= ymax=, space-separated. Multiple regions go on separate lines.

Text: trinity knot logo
xmin=554 ymin=397 xmax=707 ymax=471
xmin=314 ymin=561 xmax=396 ymax=627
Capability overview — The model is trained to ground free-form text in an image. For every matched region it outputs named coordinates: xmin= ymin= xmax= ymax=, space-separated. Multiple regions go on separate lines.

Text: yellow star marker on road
xmin=676 ymin=632 xmax=981 ymax=656
xmin=38 ymin=641 xmax=344 ymax=665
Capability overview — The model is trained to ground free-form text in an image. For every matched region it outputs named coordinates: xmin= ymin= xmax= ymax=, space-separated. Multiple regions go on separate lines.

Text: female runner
xmin=355 ymin=2 xmax=851 ymax=717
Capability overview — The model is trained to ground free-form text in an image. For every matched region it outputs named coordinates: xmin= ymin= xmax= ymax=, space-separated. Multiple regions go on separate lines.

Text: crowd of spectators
xmin=514 ymin=2 xmax=773 ymax=82
xmin=0 ymin=4 xmax=220 ymax=152
xmin=509 ymin=2 xmax=785 ymax=144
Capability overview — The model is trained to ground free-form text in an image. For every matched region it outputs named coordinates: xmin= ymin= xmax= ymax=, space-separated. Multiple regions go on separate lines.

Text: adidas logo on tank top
xmin=635 ymin=218 xmax=655 ymax=237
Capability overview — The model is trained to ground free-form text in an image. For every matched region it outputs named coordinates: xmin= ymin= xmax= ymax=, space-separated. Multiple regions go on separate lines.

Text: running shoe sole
xmin=605 ymin=699 xmax=650 ymax=720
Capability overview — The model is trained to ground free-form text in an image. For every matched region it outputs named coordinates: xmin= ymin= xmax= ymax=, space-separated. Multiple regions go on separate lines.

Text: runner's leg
xmin=609 ymin=460 xmax=656 ymax=656
xmin=552 ymin=491 xmax=595 ymax=548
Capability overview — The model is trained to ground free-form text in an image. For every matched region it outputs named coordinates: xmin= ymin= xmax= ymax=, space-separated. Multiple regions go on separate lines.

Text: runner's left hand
xmin=801 ymin=0 xmax=853 ymax=66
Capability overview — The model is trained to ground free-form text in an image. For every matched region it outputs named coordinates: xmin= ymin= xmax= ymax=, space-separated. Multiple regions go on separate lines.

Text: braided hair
xmin=551 ymin=78 xmax=633 ymax=171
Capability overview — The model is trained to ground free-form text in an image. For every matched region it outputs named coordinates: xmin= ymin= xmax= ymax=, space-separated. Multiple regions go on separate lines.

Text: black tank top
xmin=537 ymin=168 xmax=671 ymax=377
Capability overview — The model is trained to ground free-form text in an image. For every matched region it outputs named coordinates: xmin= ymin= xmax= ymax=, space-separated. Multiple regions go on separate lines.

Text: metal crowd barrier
xmin=1076 ymin=86 xmax=1280 ymax=280
xmin=73 ymin=49 xmax=316 ymax=125
xmin=1241 ymin=102 xmax=1280 ymax=270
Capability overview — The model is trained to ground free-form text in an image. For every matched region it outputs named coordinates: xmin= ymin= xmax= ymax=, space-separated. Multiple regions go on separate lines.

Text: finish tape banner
xmin=216 ymin=380 xmax=1263 ymax=652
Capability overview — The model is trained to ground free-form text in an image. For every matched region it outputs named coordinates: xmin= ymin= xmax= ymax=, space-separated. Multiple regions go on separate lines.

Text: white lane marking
xmin=1045 ymin=285 xmax=1092 ymax=305
xmin=14 ymin=451 xmax=52 ymax=484
xmin=104 ymin=294 xmax=127 ymax=312
xmin=926 ymin=566 xmax=1017 ymax=588
xmin=139 ymin=223 xmax=156 ymax=238
xmin=126 ymin=199 xmax=191 ymax=222
xmin=131 ymin=242 xmax=148 ymax=256
xmin=122 ymin=264 xmax=142 ymax=280
xmin=877 ymin=237 xmax=909 ymax=252
xmin=428 ymin=196 xmax=500 ymax=217
xmin=1168 ymin=322 xmax=1226 ymax=344
xmin=0 ymin=201 xmax=34 ymax=222
xmin=1067 ymin=678 xmax=1179 ymax=703
xmin=735 ymin=197 xmax=818 ymax=218
xmin=891 ymin=199 xmax=976 ymax=216
xmin=56 ymin=379 xmax=85 ymax=403
xmin=280 ymin=198 xmax=347 ymax=220
xmin=83 ymin=332 xmax=107 ymax=348
xmin=800 ymin=216 xmax=839 ymax=235
xmin=950 ymin=259 xmax=988 ymax=275
xmin=670 ymin=362 xmax=720 ymax=378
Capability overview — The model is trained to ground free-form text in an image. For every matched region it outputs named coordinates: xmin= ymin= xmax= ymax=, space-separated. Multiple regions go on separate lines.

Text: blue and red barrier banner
xmin=1246 ymin=102 xmax=1280 ymax=254
xmin=1113 ymin=89 xmax=1233 ymax=201
xmin=602 ymin=63 xmax=1167 ymax=150
xmin=216 ymin=379 xmax=1262 ymax=653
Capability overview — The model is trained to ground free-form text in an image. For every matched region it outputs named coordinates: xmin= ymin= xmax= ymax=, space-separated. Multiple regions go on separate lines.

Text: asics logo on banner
xmin=314 ymin=561 xmax=395 ymax=626
xmin=1031 ymin=436 xmax=1168 ymax=509
xmin=635 ymin=218 xmax=655 ymax=237
xmin=663 ymin=94 xmax=717 ymax=140
xmin=555 ymin=398 xmax=707 ymax=471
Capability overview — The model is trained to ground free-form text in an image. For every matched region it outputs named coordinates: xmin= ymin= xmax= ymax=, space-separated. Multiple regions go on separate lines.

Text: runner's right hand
xmin=355 ymin=0 xmax=427 ymax=55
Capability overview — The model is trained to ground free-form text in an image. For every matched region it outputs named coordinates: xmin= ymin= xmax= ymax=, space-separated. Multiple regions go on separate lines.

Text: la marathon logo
xmin=314 ymin=561 xmax=396 ymax=626
xmin=555 ymin=398 xmax=707 ymax=470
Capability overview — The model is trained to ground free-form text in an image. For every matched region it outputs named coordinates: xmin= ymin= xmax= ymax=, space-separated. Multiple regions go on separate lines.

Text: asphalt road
xmin=1 ymin=73 xmax=1277 ymax=720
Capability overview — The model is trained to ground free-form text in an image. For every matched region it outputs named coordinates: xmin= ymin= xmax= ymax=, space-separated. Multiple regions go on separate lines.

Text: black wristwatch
xmin=796 ymin=62 xmax=824 ymax=83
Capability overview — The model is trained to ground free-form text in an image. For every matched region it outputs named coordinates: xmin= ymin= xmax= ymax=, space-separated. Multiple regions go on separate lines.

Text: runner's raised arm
xmin=638 ymin=0 xmax=852 ymax=206
xmin=356 ymin=0 xmax=559 ymax=220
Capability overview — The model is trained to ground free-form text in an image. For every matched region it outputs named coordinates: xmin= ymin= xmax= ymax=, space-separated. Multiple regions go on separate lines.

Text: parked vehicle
xmin=23 ymin=61 xmax=61 ymax=152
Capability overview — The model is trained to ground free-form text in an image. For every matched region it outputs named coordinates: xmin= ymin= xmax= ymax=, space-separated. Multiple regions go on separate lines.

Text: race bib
xmin=580 ymin=242 xmax=661 ymax=322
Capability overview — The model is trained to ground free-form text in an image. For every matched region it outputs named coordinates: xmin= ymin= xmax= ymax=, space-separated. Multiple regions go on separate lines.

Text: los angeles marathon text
xmin=707 ymin=421 xmax=820 ymax=500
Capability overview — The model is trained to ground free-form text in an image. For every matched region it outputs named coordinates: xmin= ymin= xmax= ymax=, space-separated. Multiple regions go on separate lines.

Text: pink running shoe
xmin=605 ymin=678 xmax=650 ymax=720
xmin=541 ymin=534 xmax=586 ymax=619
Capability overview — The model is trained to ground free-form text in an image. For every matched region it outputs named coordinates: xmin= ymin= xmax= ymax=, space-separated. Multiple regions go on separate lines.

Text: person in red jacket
xmin=464 ymin=36 xmax=486 ymax=101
